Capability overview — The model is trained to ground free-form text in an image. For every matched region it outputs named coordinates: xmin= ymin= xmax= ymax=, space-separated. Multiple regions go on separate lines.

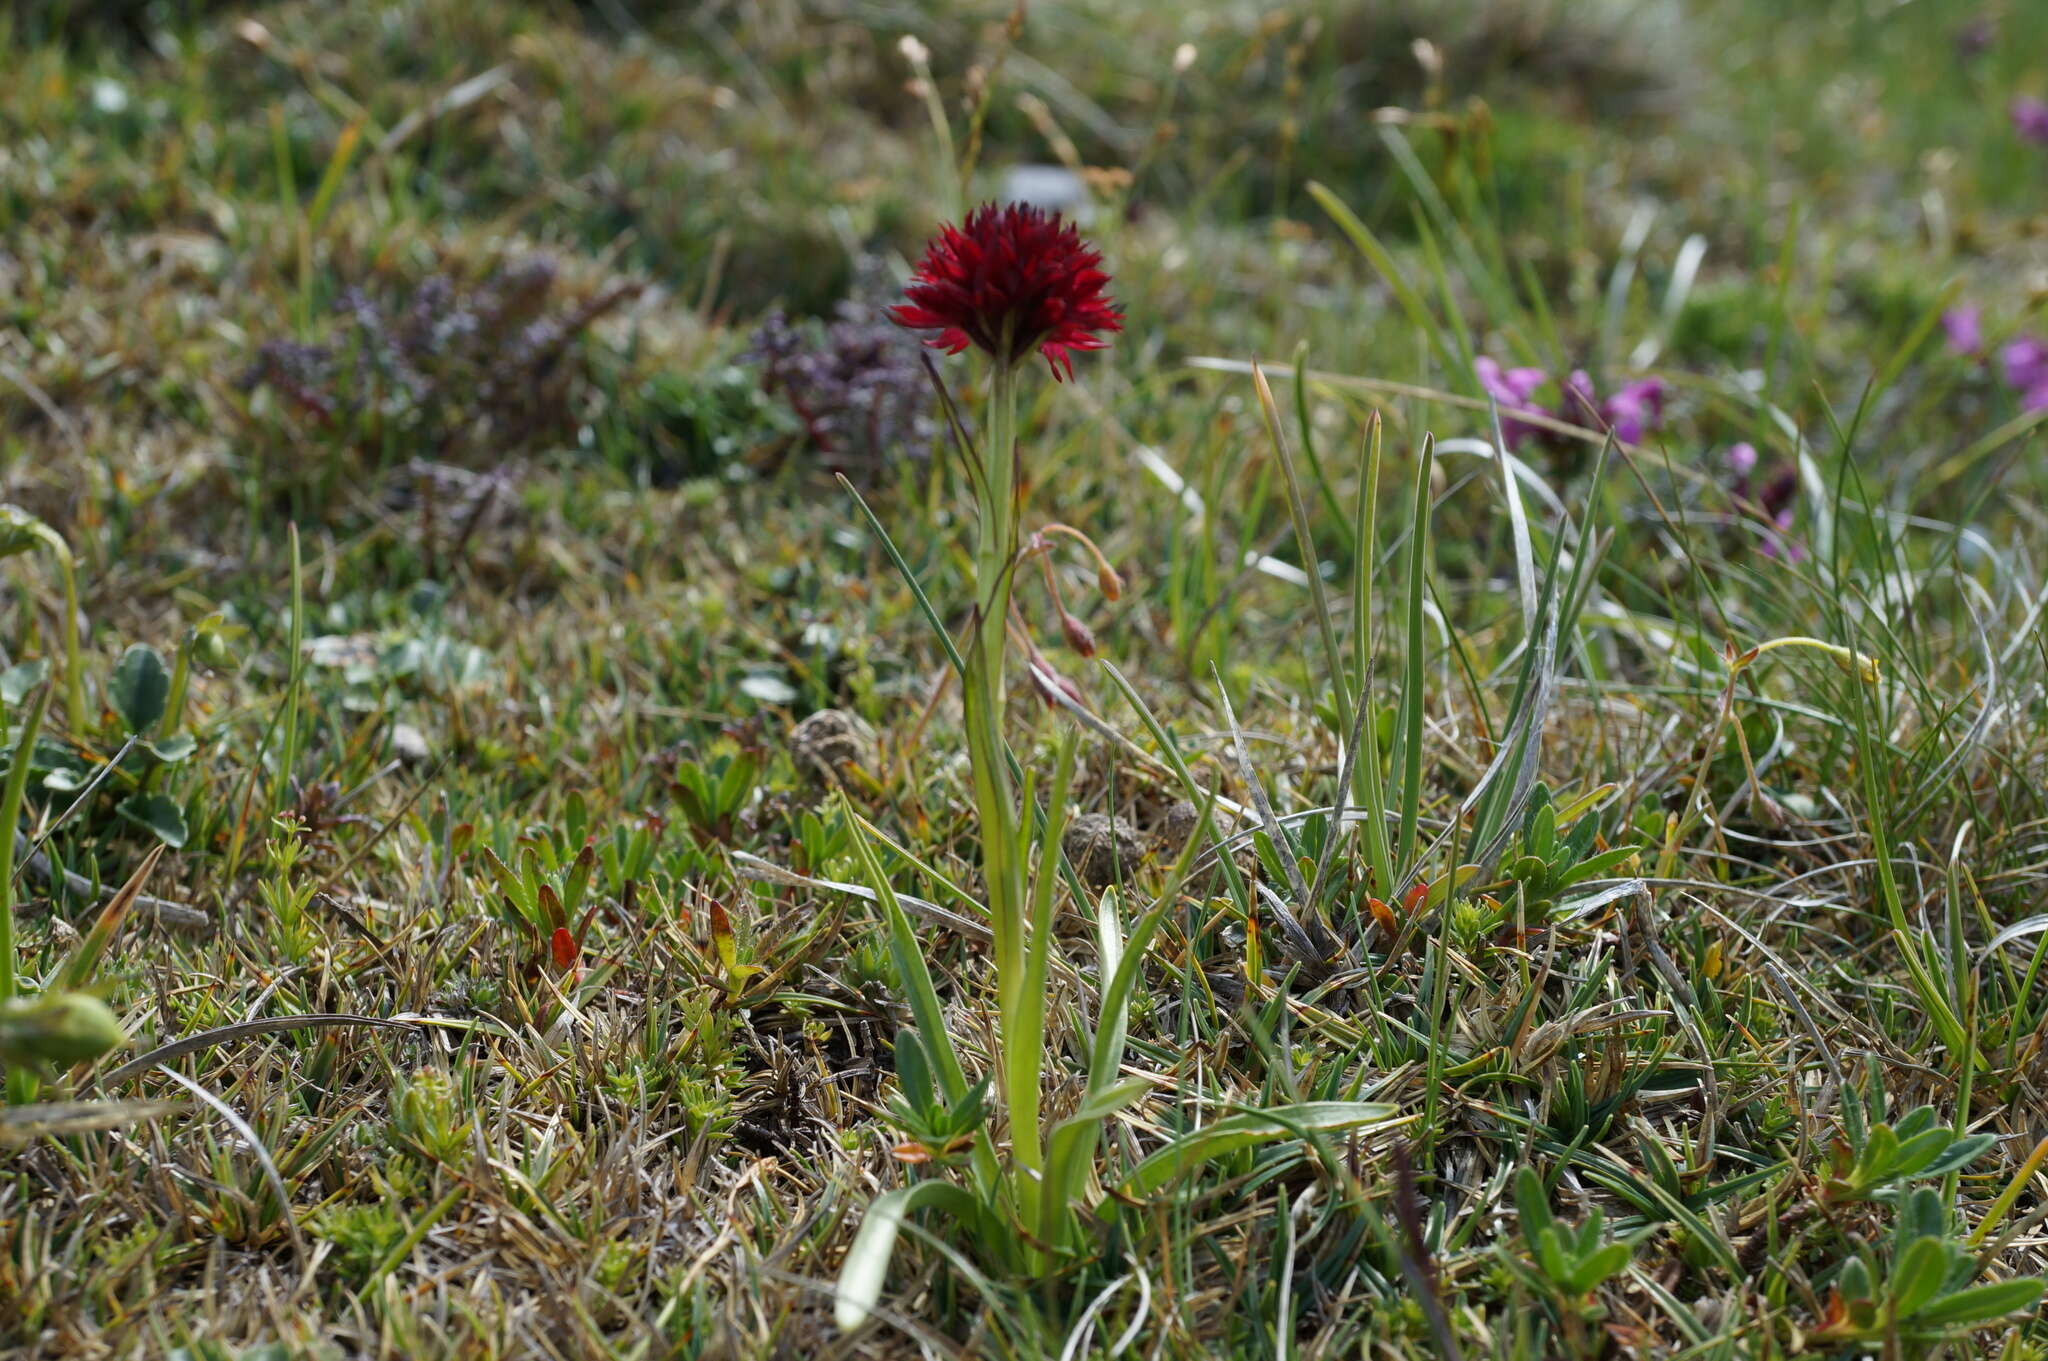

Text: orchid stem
xmin=963 ymin=357 xmax=1042 ymax=1224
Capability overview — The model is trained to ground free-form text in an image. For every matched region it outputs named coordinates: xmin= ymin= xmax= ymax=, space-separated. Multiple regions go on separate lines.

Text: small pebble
xmin=788 ymin=708 xmax=877 ymax=785
xmin=1063 ymin=812 xmax=1142 ymax=889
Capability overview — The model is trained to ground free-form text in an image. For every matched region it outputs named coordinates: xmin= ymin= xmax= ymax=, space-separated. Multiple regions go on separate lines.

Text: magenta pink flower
xmin=2014 ymin=96 xmax=2048 ymax=145
xmin=1758 ymin=478 xmax=1805 ymax=559
xmin=1990 ymin=336 xmax=2048 ymax=410
xmin=1565 ymin=369 xmax=1665 ymax=445
xmin=1476 ymin=360 xmax=1672 ymax=450
xmin=1942 ymin=306 xmax=1983 ymax=357
xmin=1476 ymin=357 xmax=1553 ymax=451
xmin=2001 ymin=337 xmax=2048 ymax=390
xmin=890 ymin=203 xmax=1122 ymax=380
xmin=1729 ymin=448 xmax=1805 ymax=562
xmin=1600 ymin=376 xmax=1666 ymax=445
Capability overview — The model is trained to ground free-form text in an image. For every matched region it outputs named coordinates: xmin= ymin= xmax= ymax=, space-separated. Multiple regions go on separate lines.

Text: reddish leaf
xmin=708 ymin=900 xmax=738 ymax=974
xmin=551 ymin=927 xmax=578 ymax=970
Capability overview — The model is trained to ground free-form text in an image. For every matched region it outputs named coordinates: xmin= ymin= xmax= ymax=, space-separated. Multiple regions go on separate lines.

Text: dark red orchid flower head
xmin=890 ymin=202 xmax=1122 ymax=380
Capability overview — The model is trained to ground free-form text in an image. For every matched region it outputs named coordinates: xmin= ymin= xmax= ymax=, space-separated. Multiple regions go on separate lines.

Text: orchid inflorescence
xmin=890 ymin=202 xmax=1123 ymax=380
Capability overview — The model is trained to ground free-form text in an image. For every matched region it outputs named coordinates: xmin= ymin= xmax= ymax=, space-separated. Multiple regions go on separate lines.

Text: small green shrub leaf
xmin=110 ymin=644 xmax=170 ymax=735
xmin=117 ymin=791 xmax=188 ymax=848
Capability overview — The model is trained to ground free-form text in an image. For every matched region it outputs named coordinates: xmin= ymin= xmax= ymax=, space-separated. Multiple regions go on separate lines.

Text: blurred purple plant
xmin=1569 ymin=370 xmax=1667 ymax=445
xmin=1475 ymin=357 xmax=1550 ymax=451
xmin=1726 ymin=441 xmax=1804 ymax=562
xmin=2000 ymin=336 xmax=2048 ymax=410
xmin=747 ymin=274 xmax=938 ymax=481
xmin=2013 ymin=96 xmax=2048 ymax=145
xmin=237 ymin=255 xmax=641 ymax=460
xmin=1942 ymin=306 xmax=1983 ymax=358
xmin=1956 ymin=15 xmax=1996 ymax=59
xmin=1938 ymin=302 xmax=2048 ymax=410
xmin=1475 ymin=358 xmax=1667 ymax=451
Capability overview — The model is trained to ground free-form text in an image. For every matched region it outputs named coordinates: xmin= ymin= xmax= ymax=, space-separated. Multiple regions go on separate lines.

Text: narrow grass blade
xmin=835 ymin=1180 xmax=983 ymax=1331
xmin=842 ymin=794 xmax=969 ymax=1105
xmin=1307 ymin=182 xmax=1456 ymax=376
xmin=1117 ymin=1101 xmax=1401 ymax=1199
xmin=1392 ymin=434 xmax=1434 ymax=874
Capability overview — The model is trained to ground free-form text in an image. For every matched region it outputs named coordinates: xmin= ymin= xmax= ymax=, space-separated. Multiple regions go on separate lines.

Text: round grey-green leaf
xmin=117 ymin=791 xmax=188 ymax=848
xmin=110 ymin=644 xmax=170 ymax=735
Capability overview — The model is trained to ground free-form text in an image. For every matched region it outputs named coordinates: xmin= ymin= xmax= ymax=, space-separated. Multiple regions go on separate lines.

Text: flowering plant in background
xmin=1942 ymin=304 xmax=2048 ymax=412
xmin=1475 ymin=357 xmax=1667 ymax=451
xmin=1568 ymin=370 xmax=1666 ymax=446
xmin=2001 ymin=336 xmax=2048 ymax=412
xmin=747 ymin=265 xmax=939 ymax=481
xmin=1726 ymin=441 xmax=1805 ymax=561
xmin=1476 ymin=356 xmax=1550 ymax=451
xmin=1941 ymin=305 xmax=1983 ymax=358
xmin=2012 ymin=95 xmax=2048 ymax=145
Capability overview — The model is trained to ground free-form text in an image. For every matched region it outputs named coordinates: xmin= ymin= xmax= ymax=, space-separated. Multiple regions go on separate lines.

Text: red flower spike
xmin=890 ymin=203 xmax=1123 ymax=380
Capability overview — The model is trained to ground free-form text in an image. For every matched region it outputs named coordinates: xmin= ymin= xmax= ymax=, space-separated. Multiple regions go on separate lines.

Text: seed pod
xmin=0 ymin=991 xmax=129 ymax=1070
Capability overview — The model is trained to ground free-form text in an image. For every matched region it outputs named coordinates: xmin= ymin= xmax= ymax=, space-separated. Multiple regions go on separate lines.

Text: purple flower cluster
xmin=237 ymin=255 xmax=642 ymax=459
xmin=1942 ymin=306 xmax=1983 ymax=358
xmin=1726 ymin=441 xmax=1804 ymax=562
xmin=1942 ymin=306 xmax=2048 ymax=412
xmin=2014 ymin=96 xmax=2048 ymax=145
xmin=2002 ymin=337 xmax=2048 ymax=411
xmin=1475 ymin=357 xmax=1667 ymax=452
xmin=747 ymin=270 xmax=938 ymax=481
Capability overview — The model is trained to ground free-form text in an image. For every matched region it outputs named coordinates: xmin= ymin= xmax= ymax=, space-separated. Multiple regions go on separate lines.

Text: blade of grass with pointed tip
xmin=1307 ymin=182 xmax=1457 ymax=376
xmin=841 ymin=794 xmax=968 ymax=1107
xmin=834 ymin=1179 xmax=985 ymax=1332
xmin=1392 ymin=435 xmax=1435 ymax=874
xmin=840 ymin=474 xmax=965 ymax=681
xmin=1117 ymin=1102 xmax=1401 ymax=1199
xmin=0 ymin=683 xmax=50 ymax=1019
xmin=1290 ymin=342 xmax=1353 ymax=548
xmin=1255 ymin=359 xmax=1352 ymax=732
xmin=1097 ymin=660 xmax=1257 ymax=917
xmin=54 ymin=844 xmax=166 ymax=991
xmin=1350 ymin=415 xmax=1396 ymax=897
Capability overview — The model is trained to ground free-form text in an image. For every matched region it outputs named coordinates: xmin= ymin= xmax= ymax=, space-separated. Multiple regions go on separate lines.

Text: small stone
xmin=1158 ymin=800 xmax=1202 ymax=855
xmin=1062 ymin=812 xmax=1142 ymax=889
xmin=390 ymin=722 xmax=432 ymax=764
xmin=788 ymin=709 xmax=877 ymax=785
xmin=1153 ymin=799 xmax=1259 ymax=887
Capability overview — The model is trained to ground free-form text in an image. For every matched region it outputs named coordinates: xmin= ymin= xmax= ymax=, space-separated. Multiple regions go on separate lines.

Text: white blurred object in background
xmin=1000 ymin=165 xmax=1092 ymax=223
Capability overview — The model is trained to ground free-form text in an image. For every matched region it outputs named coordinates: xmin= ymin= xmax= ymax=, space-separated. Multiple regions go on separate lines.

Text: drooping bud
xmin=0 ymin=991 xmax=129 ymax=1070
xmin=1061 ymin=612 xmax=1097 ymax=658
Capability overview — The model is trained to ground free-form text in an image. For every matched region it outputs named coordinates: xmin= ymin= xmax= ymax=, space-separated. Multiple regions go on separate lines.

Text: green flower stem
xmin=52 ymin=537 xmax=83 ymax=735
xmin=1 ymin=683 xmax=51 ymax=1035
xmin=961 ymin=358 xmax=1041 ymax=1200
xmin=0 ymin=510 xmax=85 ymax=736
xmin=21 ymin=522 xmax=84 ymax=735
